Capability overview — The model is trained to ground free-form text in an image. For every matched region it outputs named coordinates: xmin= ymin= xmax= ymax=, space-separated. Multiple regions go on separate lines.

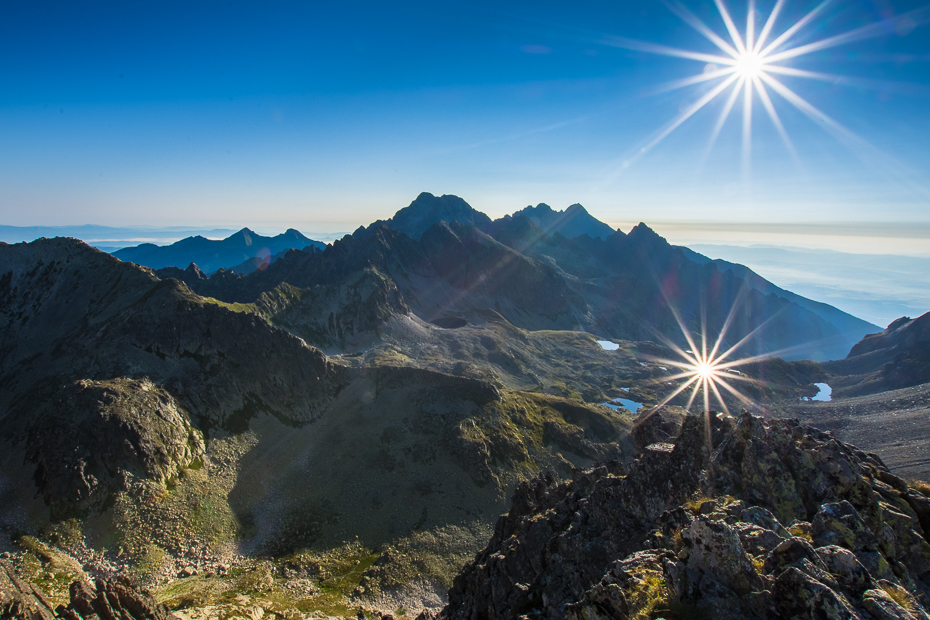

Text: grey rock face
xmin=0 ymin=238 xmax=346 ymax=432
xmin=56 ymin=576 xmax=178 ymax=620
xmin=433 ymin=412 xmax=930 ymax=619
xmin=2 ymin=561 xmax=174 ymax=620
xmin=24 ymin=378 xmax=205 ymax=519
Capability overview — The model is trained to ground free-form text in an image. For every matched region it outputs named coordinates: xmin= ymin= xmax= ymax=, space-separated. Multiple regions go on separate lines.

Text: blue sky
xmin=2 ymin=0 xmax=929 ymax=254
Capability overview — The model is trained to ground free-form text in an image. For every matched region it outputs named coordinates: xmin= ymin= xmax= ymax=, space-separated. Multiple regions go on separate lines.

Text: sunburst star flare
xmin=608 ymin=0 xmax=928 ymax=170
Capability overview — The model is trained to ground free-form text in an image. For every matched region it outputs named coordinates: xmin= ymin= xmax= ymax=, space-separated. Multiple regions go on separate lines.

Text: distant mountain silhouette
xmin=491 ymin=203 xmax=617 ymax=240
xmin=112 ymin=227 xmax=324 ymax=273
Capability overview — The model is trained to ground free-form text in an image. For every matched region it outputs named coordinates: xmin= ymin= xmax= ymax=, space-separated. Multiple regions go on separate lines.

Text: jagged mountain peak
xmin=380 ymin=192 xmax=493 ymax=241
xmin=624 ymin=222 xmax=672 ymax=257
xmin=185 ymin=262 xmax=206 ymax=279
xmin=627 ymin=221 xmax=661 ymax=239
xmin=505 ymin=201 xmax=615 ymax=241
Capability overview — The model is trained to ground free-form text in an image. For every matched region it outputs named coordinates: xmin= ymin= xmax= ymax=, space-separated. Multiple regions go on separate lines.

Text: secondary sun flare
xmin=639 ymin=285 xmax=814 ymax=415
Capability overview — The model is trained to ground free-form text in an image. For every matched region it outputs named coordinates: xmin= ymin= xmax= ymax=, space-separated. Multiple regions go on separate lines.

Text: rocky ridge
xmin=169 ymin=212 xmax=861 ymax=362
xmin=825 ymin=311 xmax=930 ymax=397
xmin=430 ymin=411 xmax=930 ymax=619
xmin=492 ymin=203 xmax=617 ymax=241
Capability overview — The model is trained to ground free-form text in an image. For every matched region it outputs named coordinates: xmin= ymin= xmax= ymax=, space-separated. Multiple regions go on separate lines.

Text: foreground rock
xmin=434 ymin=411 xmax=930 ymax=619
xmin=1 ymin=561 xmax=174 ymax=620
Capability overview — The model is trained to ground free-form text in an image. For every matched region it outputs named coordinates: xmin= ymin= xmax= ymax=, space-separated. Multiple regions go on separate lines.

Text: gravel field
xmin=775 ymin=383 xmax=930 ymax=481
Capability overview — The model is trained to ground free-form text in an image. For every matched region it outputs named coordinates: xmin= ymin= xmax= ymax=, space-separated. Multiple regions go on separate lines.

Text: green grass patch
xmin=201 ymin=297 xmax=257 ymax=314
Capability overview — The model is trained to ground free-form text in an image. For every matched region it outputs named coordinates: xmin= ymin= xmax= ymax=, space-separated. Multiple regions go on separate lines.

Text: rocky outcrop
xmin=254 ymin=267 xmax=410 ymax=350
xmin=435 ymin=412 xmax=930 ymax=619
xmin=56 ymin=577 xmax=176 ymax=620
xmin=630 ymin=406 xmax=686 ymax=451
xmin=1 ymin=561 xmax=176 ymax=620
xmin=1 ymin=561 xmax=57 ymax=620
xmin=21 ymin=378 xmax=205 ymax=520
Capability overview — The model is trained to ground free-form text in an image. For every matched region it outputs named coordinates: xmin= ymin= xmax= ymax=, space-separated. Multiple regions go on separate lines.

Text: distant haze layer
xmin=688 ymin=244 xmax=930 ymax=329
xmin=637 ymin=221 xmax=930 ymax=258
xmin=0 ymin=224 xmax=349 ymax=251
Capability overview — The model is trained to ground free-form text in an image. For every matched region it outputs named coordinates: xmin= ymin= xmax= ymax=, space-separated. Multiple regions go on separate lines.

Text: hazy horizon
xmin=4 ymin=207 xmax=929 ymax=257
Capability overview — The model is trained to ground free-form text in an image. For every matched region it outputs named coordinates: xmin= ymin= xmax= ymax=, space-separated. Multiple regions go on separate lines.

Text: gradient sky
xmin=2 ymin=0 xmax=929 ymax=253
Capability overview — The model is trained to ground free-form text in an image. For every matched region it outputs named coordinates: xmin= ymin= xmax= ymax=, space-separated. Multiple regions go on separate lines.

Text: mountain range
xmin=140 ymin=192 xmax=877 ymax=362
xmin=112 ymin=228 xmax=325 ymax=274
xmin=3 ymin=191 xmax=927 ymax=619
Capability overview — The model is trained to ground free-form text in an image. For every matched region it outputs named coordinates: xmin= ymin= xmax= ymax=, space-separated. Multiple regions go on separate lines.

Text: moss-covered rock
xmin=432 ymin=413 xmax=930 ymax=619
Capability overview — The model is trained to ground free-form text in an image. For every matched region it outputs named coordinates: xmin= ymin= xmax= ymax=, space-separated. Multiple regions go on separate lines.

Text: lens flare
xmin=734 ymin=51 xmax=765 ymax=79
xmin=638 ymin=282 xmax=821 ymax=415
xmin=601 ymin=0 xmax=928 ymax=170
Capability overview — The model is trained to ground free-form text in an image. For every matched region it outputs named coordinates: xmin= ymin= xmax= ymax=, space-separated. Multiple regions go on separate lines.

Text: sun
xmin=605 ymin=0 xmax=922 ymax=170
xmin=638 ymin=284 xmax=799 ymax=415
xmin=695 ymin=361 xmax=718 ymax=380
xmin=734 ymin=50 xmax=766 ymax=79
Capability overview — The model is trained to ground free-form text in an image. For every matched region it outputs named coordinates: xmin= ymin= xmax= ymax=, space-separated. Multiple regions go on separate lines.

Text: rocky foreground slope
xmin=428 ymin=411 xmax=930 ymax=619
xmin=1 ymin=560 xmax=175 ymax=620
